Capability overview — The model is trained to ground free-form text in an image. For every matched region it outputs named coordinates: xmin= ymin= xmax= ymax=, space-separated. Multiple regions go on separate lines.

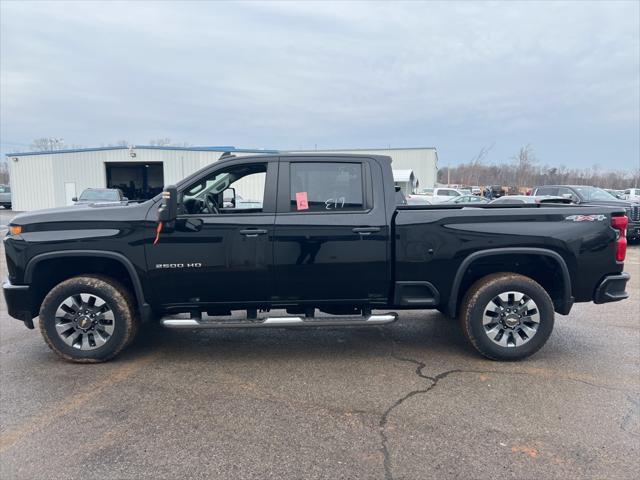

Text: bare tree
xmin=512 ymin=144 xmax=537 ymax=187
xmin=30 ymin=137 xmax=66 ymax=151
xmin=0 ymin=161 xmax=9 ymax=184
xmin=467 ymin=144 xmax=494 ymax=186
xmin=149 ymin=138 xmax=172 ymax=147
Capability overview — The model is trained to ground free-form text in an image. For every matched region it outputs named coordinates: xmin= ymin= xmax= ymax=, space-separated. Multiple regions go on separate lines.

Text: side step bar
xmin=161 ymin=313 xmax=398 ymax=329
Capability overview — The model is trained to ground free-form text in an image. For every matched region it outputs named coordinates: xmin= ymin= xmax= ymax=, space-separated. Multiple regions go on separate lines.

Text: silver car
xmin=0 ymin=184 xmax=11 ymax=210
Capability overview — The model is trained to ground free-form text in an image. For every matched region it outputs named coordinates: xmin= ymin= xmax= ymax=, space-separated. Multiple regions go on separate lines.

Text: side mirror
xmin=72 ymin=197 xmax=77 ymax=202
xmin=223 ymin=187 xmax=236 ymax=208
xmin=158 ymin=185 xmax=178 ymax=227
xmin=122 ymin=197 xmax=129 ymax=202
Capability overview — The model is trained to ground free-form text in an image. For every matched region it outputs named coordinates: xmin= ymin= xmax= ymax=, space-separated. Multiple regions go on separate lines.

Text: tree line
xmin=27 ymin=138 xmax=191 ymax=150
xmin=437 ymin=145 xmax=639 ymax=190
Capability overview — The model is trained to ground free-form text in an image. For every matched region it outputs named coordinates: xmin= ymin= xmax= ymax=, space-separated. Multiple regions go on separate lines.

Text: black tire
xmin=39 ymin=275 xmax=138 ymax=363
xmin=459 ymin=273 xmax=554 ymax=361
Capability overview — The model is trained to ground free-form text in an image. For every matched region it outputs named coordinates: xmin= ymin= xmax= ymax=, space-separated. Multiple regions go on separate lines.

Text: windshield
xmin=79 ymin=189 xmax=120 ymax=201
xmin=184 ymin=172 xmax=231 ymax=199
xmin=573 ymin=186 xmax=617 ymax=201
xmin=0 ymin=185 xmax=10 ymax=193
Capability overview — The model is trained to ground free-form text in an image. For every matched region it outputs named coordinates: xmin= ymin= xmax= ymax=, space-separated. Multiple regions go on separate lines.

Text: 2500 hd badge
xmin=155 ymin=263 xmax=203 ymax=269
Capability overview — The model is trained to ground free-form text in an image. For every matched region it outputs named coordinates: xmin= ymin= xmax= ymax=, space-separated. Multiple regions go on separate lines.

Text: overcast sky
xmin=1 ymin=0 xmax=639 ymax=170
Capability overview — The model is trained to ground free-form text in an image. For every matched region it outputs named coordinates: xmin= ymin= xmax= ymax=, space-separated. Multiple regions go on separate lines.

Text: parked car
xmin=605 ymin=189 xmax=625 ymax=200
xmin=416 ymin=187 xmax=464 ymax=203
xmin=623 ymin=188 xmax=640 ymax=202
xmin=490 ymin=185 xmax=506 ymax=198
xmin=532 ymin=185 xmax=640 ymax=241
xmin=490 ymin=195 xmax=572 ymax=205
xmin=73 ymin=188 xmax=128 ymax=205
xmin=443 ymin=194 xmax=489 ymax=205
xmin=0 ymin=184 xmax=12 ymax=209
xmin=471 ymin=186 xmax=482 ymax=196
xmin=4 ymin=154 xmax=630 ymax=363
xmin=223 ymin=192 xmax=263 ymax=210
xmin=405 ymin=194 xmax=432 ymax=205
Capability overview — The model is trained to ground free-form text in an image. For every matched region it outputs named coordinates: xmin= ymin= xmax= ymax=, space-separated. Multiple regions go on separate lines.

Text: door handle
xmin=240 ymin=228 xmax=268 ymax=237
xmin=352 ymin=227 xmax=380 ymax=235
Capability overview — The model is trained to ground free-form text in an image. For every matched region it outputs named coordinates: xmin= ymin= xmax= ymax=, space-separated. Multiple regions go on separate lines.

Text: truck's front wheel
xmin=39 ymin=275 xmax=138 ymax=363
xmin=459 ymin=273 xmax=554 ymax=361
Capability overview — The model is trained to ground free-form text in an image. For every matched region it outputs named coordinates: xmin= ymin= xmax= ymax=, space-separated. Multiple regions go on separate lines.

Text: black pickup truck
xmin=3 ymin=154 xmax=631 ymax=363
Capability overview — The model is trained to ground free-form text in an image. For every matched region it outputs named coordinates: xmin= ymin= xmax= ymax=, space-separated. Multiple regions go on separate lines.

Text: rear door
xmin=272 ymin=157 xmax=389 ymax=305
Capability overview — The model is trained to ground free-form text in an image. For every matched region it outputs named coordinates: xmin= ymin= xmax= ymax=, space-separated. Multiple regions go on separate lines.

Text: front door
xmin=145 ymin=160 xmax=278 ymax=309
xmin=272 ymin=158 xmax=389 ymax=305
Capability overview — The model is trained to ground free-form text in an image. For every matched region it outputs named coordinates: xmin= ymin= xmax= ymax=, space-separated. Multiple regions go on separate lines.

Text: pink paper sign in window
xmin=295 ymin=191 xmax=309 ymax=210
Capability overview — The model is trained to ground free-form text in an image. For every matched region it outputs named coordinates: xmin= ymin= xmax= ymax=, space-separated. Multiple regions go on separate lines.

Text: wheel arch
xmin=24 ymin=250 xmax=151 ymax=320
xmin=448 ymin=247 xmax=573 ymax=318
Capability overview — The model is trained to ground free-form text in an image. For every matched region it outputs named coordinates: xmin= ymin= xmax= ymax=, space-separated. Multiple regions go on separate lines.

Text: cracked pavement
xmin=1 ymin=209 xmax=638 ymax=479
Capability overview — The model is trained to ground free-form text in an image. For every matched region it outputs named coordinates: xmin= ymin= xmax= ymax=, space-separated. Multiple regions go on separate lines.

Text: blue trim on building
xmin=6 ymin=145 xmax=280 ymax=157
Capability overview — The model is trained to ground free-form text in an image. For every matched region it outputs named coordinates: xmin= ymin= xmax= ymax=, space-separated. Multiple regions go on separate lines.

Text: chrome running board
xmin=161 ymin=313 xmax=398 ymax=329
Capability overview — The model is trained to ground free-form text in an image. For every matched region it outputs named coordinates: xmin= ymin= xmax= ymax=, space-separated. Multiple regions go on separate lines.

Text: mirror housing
xmin=223 ymin=187 xmax=236 ymax=208
xmin=72 ymin=197 xmax=78 ymax=202
xmin=158 ymin=185 xmax=178 ymax=226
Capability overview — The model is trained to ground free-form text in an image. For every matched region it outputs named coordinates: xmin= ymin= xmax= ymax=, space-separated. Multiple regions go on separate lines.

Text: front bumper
xmin=2 ymin=279 xmax=35 ymax=329
xmin=593 ymin=272 xmax=630 ymax=304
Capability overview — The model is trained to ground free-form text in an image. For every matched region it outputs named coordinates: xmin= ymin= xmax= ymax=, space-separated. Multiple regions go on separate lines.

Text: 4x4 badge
xmin=565 ymin=214 xmax=606 ymax=222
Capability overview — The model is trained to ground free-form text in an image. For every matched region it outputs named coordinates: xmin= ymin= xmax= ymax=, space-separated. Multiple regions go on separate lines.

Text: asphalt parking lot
xmin=1 ymin=208 xmax=638 ymax=480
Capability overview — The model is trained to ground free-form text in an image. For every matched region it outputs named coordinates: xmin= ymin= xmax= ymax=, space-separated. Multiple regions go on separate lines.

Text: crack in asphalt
xmin=620 ymin=395 xmax=640 ymax=438
xmin=378 ymin=338 xmax=462 ymax=480
xmin=378 ymin=334 xmax=639 ymax=480
xmin=379 ymin=361 xmax=461 ymax=480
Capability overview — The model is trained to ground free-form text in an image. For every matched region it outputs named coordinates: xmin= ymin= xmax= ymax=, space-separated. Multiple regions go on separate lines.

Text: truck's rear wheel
xmin=459 ymin=273 xmax=554 ymax=361
xmin=39 ymin=275 xmax=138 ymax=363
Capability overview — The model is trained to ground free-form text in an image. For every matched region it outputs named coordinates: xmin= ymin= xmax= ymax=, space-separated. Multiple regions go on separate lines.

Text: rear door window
xmin=290 ymin=162 xmax=364 ymax=212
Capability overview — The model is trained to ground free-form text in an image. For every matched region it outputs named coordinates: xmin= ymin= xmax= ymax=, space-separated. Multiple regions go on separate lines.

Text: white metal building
xmin=6 ymin=145 xmax=438 ymax=211
xmin=392 ymin=169 xmax=418 ymax=194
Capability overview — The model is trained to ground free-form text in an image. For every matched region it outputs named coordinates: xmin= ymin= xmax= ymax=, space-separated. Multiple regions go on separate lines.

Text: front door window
xmin=181 ymin=163 xmax=267 ymax=215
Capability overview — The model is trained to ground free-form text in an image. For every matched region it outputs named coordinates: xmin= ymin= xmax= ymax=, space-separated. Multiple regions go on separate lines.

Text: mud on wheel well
xmin=455 ymin=253 xmax=567 ymax=315
xmin=29 ymin=257 xmax=138 ymax=315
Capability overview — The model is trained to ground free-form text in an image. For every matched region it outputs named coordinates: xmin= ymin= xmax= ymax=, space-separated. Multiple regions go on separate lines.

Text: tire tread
xmin=459 ymin=272 xmax=554 ymax=361
xmin=39 ymin=275 xmax=138 ymax=363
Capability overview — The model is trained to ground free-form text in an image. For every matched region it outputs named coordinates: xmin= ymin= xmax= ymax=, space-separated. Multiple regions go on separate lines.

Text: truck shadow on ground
xmin=123 ymin=311 xmax=476 ymax=363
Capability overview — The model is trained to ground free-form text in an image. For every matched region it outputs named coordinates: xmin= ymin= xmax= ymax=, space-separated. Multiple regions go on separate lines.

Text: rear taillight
xmin=611 ymin=215 xmax=628 ymax=262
